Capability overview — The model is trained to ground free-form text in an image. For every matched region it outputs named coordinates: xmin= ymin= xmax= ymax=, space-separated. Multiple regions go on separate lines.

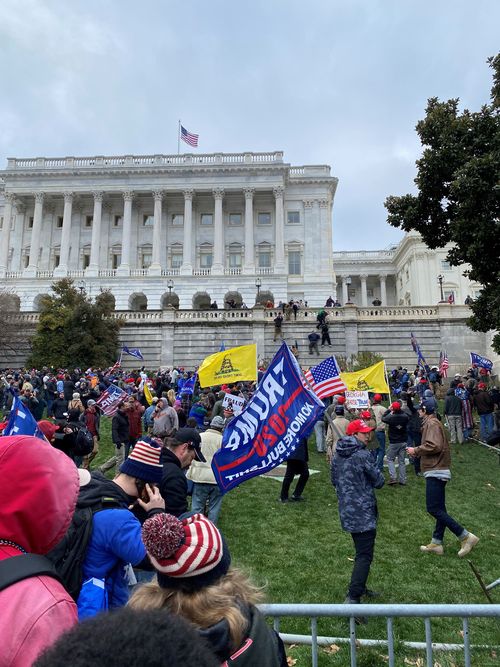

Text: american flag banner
xmin=96 ymin=383 xmax=129 ymax=416
xmin=303 ymin=356 xmax=347 ymax=399
xmin=181 ymin=125 xmax=199 ymax=147
xmin=439 ymin=350 xmax=449 ymax=378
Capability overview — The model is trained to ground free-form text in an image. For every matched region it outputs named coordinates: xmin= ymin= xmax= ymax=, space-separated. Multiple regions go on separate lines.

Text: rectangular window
xmin=288 ymin=251 xmax=301 ymax=275
xmin=142 ymin=253 xmax=152 ymax=269
xmin=28 ymin=217 xmax=34 ymax=229
xmin=200 ymin=213 xmax=213 ymax=226
xmin=57 ymin=216 xmax=63 ymax=228
xmin=200 ymin=253 xmax=213 ymax=268
xmin=441 ymin=260 xmax=452 ymax=270
xmin=85 ymin=215 xmax=93 ymax=228
xmin=259 ymin=251 xmax=271 ymax=268
xmin=0 ymin=216 xmax=3 ymax=229
xmin=143 ymin=214 xmax=154 ymax=227
xmin=258 ymin=212 xmax=271 ymax=225
xmin=54 ymin=254 xmax=60 ymax=268
xmin=83 ymin=254 xmax=90 ymax=269
xmin=229 ymin=213 xmax=242 ymax=226
xmin=23 ymin=255 xmax=30 ymax=268
xmin=171 ymin=214 xmax=184 ymax=226
xmin=112 ymin=253 xmax=121 ymax=269
xmin=287 ymin=211 xmax=300 ymax=224
xmin=114 ymin=215 xmax=122 ymax=227
xmin=171 ymin=253 xmax=183 ymax=269
xmin=367 ymin=288 xmax=374 ymax=298
xmin=229 ymin=253 xmax=242 ymax=268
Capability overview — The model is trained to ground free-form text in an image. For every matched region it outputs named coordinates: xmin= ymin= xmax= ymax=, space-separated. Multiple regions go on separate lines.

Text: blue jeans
xmin=314 ymin=420 xmax=326 ymax=452
xmin=407 ymin=429 xmax=422 ymax=474
xmin=191 ymin=483 xmax=223 ymax=524
xmin=374 ymin=431 xmax=385 ymax=471
xmin=479 ymin=413 xmax=494 ymax=441
xmin=425 ymin=477 xmax=465 ymax=543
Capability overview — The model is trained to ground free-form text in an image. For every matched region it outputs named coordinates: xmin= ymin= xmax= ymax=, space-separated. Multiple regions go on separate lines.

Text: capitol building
xmin=0 ymin=150 xmax=491 ymax=371
xmin=0 ymin=150 xmax=481 ymax=310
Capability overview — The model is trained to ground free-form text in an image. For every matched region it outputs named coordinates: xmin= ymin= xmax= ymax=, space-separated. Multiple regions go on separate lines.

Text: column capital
xmin=378 ymin=273 xmax=387 ymax=281
xmin=318 ymin=198 xmax=329 ymax=208
xmin=273 ymin=186 xmax=284 ymax=200
xmin=212 ymin=187 xmax=225 ymax=201
xmin=14 ymin=201 xmax=25 ymax=214
xmin=244 ymin=187 xmax=255 ymax=200
xmin=152 ymin=190 xmax=164 ymax=202
xmin=360 ymin=273 xmax=368 ymax=280
xmin=63 ymin=191 xmax=74 ymax=203
xmin=33 ymin=191 xmax=45 ymax=203
xmin=341 ymin=274 xmax=350 ymax=283
xmin=123 ymin=191 xmax=134 ymax=202
xmin=93 ymin=191 xmax=104 ymax=202
xmin=183 ymin=188 xmax=194 ymax=201
xmin=303 ymin=199 xmax=314 ymax=208
xmin=4 ymin=192 xmax=16 ymax=204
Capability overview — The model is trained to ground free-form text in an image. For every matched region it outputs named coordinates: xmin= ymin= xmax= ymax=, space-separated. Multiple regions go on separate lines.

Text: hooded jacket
xmin=0 ymin=435 xmax=79 ymax=667
xmin=331 ymin=435 xmax=385 ymax=533
xmin=444 ymin=389 xmax=462 ymax=416
xmin=381 ymin=409 xmax=409 ymax=443
xmin=198 ymin=603 xmax=286 ymax=666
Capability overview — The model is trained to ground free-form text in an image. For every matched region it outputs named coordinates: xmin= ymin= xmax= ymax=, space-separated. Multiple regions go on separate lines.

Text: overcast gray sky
xmin=0 ymin=0 xmax=498 ymax=250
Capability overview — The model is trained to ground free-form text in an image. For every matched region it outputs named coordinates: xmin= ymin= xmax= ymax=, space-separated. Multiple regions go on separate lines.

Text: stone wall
xmin=2 ymin=305 xmax=495 ymax=376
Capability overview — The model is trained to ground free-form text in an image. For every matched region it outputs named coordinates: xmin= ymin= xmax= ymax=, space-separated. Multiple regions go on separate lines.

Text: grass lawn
xmin=93 ymin=419 xmax=500 ymax=666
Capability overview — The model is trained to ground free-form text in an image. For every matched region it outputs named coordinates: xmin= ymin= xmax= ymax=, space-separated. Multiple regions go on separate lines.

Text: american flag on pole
xmin=439 ymin=350 xmax=449 ymax=378
xmin=96 ymin=383 xmax=129 ymax=416
xmin=181 ymin=125 xmax=199 ymax=147
xmin=303 ymin=356 xmax=347 ymax=399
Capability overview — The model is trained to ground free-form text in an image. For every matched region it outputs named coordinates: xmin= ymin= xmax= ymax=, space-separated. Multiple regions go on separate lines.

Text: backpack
xmin=73 ymin=425 xmax=94 ymax=456
xmin=46 ymin=495 xmax=122 ymax=601
xmin=0 ymin=553 xmax=60 ymax=592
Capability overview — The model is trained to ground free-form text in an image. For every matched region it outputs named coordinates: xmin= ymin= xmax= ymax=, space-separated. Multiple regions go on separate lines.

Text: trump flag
xmin=3 ymin=395 xmax=47 ymax=441
xmin=96 ymin=383 xmax=129 ymax=416
xmin=212 ymin=342 xmax=324 ymax=494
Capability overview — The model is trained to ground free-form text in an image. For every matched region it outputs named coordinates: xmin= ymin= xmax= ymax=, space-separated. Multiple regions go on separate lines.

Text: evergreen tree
xmin=385 ymin=55 xmax=500 ymax=351
xmin=28 ymin=279 xmax=121 ymax=368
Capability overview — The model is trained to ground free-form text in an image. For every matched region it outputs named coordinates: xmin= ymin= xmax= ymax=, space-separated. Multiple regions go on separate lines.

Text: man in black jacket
xmin=382 ymin=401 xmax=409 ymax=485
xmin=159 ymin=428 xmax=205 ymax=516
xmin=444 ymin=388 xmax=464 ymax=444
xmin=100 ymin=401 xmax=130 ymax=474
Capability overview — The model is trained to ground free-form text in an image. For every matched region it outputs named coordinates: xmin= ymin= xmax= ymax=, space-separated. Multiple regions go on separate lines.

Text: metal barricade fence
xmin=259 ymin=603 xmax=500 ymax=667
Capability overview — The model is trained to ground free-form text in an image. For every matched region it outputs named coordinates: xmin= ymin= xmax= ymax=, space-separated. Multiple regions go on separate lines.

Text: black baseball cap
xmin=173 ymin=428 xmax=206 ymax=462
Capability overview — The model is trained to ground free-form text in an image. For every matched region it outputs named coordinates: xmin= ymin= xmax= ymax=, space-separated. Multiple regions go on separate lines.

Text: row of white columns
xmin=0 ymin=187 xmax=287 ymax=276
xmin=340 ymin=274 xmax=388 ymax=306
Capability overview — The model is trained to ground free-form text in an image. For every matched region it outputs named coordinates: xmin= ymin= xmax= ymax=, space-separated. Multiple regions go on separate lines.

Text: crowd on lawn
xmin=0 ymin=359 xmax=498 ymax=665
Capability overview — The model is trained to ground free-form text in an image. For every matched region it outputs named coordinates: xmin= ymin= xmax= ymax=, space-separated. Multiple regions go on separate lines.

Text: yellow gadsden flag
xmin=341 ymin=361 xmax=390 ymax=394
xmin=143 ymin=382 xmax=153 ymax=406
xmin=198 ymin=344 xmax=257 ymax=387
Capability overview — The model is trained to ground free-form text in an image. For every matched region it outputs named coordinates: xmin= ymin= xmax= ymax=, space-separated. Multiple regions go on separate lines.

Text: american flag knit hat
xmin=142 ymin=513 xmax=231 ymax=591
xmin=119 ymin=437 xmax=163 ymax=483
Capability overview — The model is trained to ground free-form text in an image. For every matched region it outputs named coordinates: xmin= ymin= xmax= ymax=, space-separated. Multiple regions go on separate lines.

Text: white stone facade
xmin=0 ymin=151 xmax=481 ymax=311
xmin=0 ymin=152 xmax=338 ymax=310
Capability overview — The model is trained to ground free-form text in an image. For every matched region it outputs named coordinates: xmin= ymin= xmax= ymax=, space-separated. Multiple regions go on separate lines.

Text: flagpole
xmin=383 ymin=360 xmax=393 ymax=403
xmin=178 ymin=120 xmax=181 ymax=155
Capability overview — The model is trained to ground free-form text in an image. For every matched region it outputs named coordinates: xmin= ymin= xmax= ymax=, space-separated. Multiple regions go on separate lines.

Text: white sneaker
xmin=458 ymin=533 xmax=479 ymax=558
xmin=420 ymin=543 xmax=444 ymax=555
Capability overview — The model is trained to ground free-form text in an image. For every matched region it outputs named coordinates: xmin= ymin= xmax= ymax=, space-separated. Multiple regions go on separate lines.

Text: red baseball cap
xmin=336 ymin=396 xmax=346 ymax=405
xmin=360 ymin=410 xmax=372 ymax=419
xmin=390 ymin=401 xmax=401 ymax=410
xmin=346 ymin=419 xmax=374 ymax=436
xmin=373 ymin=394 xmax=382 ymax=403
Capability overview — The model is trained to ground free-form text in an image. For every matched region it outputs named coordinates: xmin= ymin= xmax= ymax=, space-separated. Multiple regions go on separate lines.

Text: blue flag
xmin=122 ymin=346 xmax=144 ymax=360
xmin=410 ymin=332 xmax=428 ymax=371
xmin=3 ymin=395 xmax=47 ymax=441
xmin=470 ymin=352 xmax=493 ymax=371
xmin=179 ymin=373 xmax=197 ymax=396
xmin=212 ymin=342 xmax=324 ymax=494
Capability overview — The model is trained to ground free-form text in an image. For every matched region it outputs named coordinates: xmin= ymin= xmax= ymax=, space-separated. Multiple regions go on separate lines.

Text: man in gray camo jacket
xmin=331 ymin=418 xmax=385 ymax=622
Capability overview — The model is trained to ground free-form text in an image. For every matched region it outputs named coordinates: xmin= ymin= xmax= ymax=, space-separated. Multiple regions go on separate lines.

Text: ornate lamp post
xmin=437 ymin=274 xmax=445 ymax=302
xmin=255 ymin=277 xmax=262 ymax=303
xmin=345 ymin=276 xmax=352 ymax=304
xmin=167 ymin=279 xmax=174 ymax=304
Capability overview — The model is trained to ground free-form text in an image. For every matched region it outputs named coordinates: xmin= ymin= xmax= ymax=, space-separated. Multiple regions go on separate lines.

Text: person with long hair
xmin=128 ymin=513 xmax=286 ymax=666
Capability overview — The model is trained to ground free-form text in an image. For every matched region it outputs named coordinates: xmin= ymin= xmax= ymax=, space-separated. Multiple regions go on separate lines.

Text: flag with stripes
xmin=96 ymin=383 xmax=129 ymax=416
xmin=303 ymin=356 xmax=347 ymax=399
xmin=3 ymin=395 xmax=48 ymax=441
xmin=181 ymin=125 xmax=199 ymax=147
xmin=439 ymin=351 xmax=449 ymax=378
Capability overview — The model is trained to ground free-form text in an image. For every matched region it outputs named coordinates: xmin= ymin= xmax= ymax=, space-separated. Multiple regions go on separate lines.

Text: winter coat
xmin=331 ymin=435 xmax=385 ymax=533
xmin=80 ymin=473 xmax=149 ymax=610
xmin=474 ymin=390 xmax=494 ymax=415
xmin=187 ymin=427 xmax=223 ymax=485
xmin=51 ymin=397 xmax=68 ymax=420
xmin=381 ymin=409 xmax=409 ymax=443
xmin=159 ymin=448 xmax=189 ymax=516
xmin=0 ymin=436 xmax=79 ymax=666
xmin=198 ymin=603 xmax=286 ymax=666
xmin=152 ymin=402 xmax=179 ymax=437
xmin=444 ymin=390 xmax=462 ymax=416
xmin=126 ymin=402 xmax=144 ymax=440
xmin=112 ymin=409 xmax=130 ymax=446
xmin=414 ymin=415 xmax=451 ymax=474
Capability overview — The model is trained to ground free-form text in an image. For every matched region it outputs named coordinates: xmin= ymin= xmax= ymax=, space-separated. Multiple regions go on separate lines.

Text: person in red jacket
xmin=0 ymin=435 xmax=80 ymax=666
xmin=124 ymin=393 xmax=145 ymax=457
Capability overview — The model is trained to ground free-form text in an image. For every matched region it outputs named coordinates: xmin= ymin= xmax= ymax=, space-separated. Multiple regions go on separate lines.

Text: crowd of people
xmin=0 ymin=358 xmax=497 ymax=663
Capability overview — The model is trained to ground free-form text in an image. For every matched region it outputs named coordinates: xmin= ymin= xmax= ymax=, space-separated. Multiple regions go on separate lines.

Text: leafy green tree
xmin=337 ymin=351 xmax=383 ymax=372
xmin=385 ymin=55 xmax=500 ymax=351
xmin=28 ymin=279 xmax=121 ymax=368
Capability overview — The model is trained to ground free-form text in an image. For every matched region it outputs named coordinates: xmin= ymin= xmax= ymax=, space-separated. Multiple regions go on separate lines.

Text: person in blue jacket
xmin=331 ymin=419 xmax=385 ymax=623
xmin=80 ymin=437 xmax=165 ymax=614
